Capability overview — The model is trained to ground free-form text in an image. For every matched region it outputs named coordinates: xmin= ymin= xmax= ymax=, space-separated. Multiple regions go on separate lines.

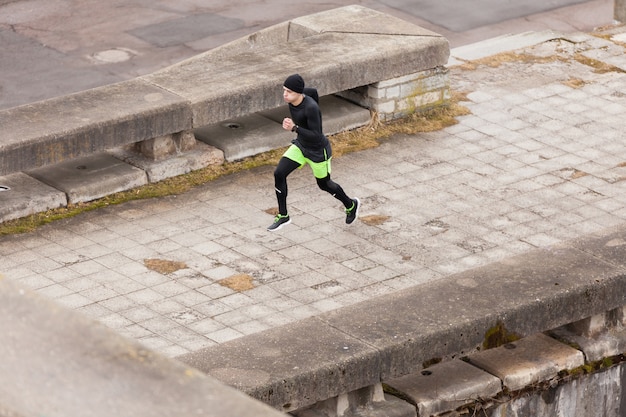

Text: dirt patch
xmin=144 ymin=258 xmax=187 ymax=274
xmin=219 ymin=273 xmax=255 ymax=292
xmin=360 ymin=214 xmax=391 ymax=226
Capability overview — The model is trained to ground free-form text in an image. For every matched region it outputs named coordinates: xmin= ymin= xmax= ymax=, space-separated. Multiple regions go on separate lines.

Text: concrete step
xmin=26 ymin=153 xmax=148 ymax=205
xmin=0 ymin=172 xmax=67 ymax=223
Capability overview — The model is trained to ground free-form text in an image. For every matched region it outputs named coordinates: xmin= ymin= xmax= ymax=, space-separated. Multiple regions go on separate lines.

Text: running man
xmin=268 ymin=74 xmax=360 ymax=231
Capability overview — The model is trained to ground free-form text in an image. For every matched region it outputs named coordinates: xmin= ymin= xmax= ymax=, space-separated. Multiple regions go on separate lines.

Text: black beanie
xmin=284 ymin=74 xmax=305 ymax=94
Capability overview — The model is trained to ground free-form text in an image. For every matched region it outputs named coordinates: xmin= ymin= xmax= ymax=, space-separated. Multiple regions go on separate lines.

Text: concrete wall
xmin=485 ymin=363 xmax=625 ymax=417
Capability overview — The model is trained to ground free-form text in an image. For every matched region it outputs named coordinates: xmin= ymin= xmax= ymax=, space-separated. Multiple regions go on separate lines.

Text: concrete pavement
xmin=0 ymin=0 xmax=615 ymax=110
xmin=1 ymin=23 xmax=626 ymax=358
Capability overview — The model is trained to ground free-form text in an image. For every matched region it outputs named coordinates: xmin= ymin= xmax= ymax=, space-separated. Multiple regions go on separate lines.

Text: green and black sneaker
xmin=345 ymin=198 xmax=360 ymax=225
xmin=267 ymin=214 xmax=291 ymax=231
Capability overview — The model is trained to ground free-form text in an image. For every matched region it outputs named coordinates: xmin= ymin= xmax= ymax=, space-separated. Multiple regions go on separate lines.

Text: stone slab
xmin=550 ymin=325 xmax=626 ymax=363
xmin=384 ymin=359 xmax=501 ymax=416
xmin=0 ymin=78 xmax=192 ymax=175
xmin=466 ymin=333 xmax=584 ymax=391
xmin=108 ymin=141 xmax=225 ymax=182
xmin=351 ymin=394 xmax=417 ymax=417
xmin=27 ymin=153 xmax=147 ymax=204
xmin=259 ymin=95 xmax=372 ymax=137
xmin=178 ymin=318 xmax=382 ymax=412
xmin=0 ymin=172 xmax=67 ymax=223
xmin=194 ymin=113 xmax=291 ymax=162
xmin=0 ymin=277 xmax=286 ymax=417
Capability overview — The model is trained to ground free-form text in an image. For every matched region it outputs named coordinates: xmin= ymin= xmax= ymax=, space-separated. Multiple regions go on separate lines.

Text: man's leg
xmin=316 ymin=175 xmax=352 ymax=208
xmin=316 ymin=175 xmax=360 ymax=225
xmin=274 ymin=157 xmax=301 ymax=215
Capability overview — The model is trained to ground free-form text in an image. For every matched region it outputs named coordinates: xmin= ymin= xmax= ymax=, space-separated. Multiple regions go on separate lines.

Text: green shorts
xmin=283 ymin=144 xmax=332 ymax=179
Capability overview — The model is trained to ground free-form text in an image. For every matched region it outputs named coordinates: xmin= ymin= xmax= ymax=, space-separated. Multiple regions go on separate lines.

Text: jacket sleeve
xmin=295 ymin=104 xmax=324 ymax=146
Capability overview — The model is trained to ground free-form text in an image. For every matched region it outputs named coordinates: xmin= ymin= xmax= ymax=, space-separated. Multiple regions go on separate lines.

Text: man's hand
xmin=282 ymin=117 xmax=295 ymax=131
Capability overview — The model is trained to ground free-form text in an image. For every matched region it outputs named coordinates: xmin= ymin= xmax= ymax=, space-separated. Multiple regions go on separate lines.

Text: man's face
xmin=283 ymin=87 xmax=301 ymax=104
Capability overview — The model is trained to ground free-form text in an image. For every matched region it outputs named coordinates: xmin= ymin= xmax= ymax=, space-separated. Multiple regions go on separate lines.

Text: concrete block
xmin=259 ymin=95 xmax=371 ymax=136
xmin=567 ymin=313 xmax=607 ymax=337
xmin=139 ymin=135 xmax=177 ymax=160
xmin=27 ymin=153 xmax=147 ymax=204
xmin=178 ymin=318 xmax=382 ymax=412
xmin=0 ymin=277 xmax=286 ymax=417
xmin=348 ymin=394 xmax=416 ymax=417
xmin=0 ymin=172 xmax=67 ymax=223
xmin=384 ymin=359 xmax=501 ymax=416
xmin=195 ymin=113 xmax=292 ymax=162
xmin=0 ymin=79 xmax=192 ymax=175
xmin=550 ymin=325 xmax=626 ymax=362
xmin=109 ymin=141 xmax=224 ymax=183
xmin=143 ymin=5 xmax=449 ymax=127
xmin=467 ymin=333 xmax=584 ymax=392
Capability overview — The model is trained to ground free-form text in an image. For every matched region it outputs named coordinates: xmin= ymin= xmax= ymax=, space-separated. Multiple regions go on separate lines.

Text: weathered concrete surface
xmin=0 ymin=277 xmax=287 ymax=417
xmin=180 ymin=318 xmax=382 ymax=412
xmin=0 ymin=79 xmax=191 ymax=176
xmin=26 ymin=153 xmax=147 ymax=204
xmin=485 ymin=362 xmax=625 ymax=417
xmin=617 ymin=0 xmax=626 ymax=21
xmin=0 ymin=5 xmax=446 ymax=177
xmin=0 ymin=0 xmax=613 ymax=111
xmin=0 ymin=172 xmax=66 ymax=222
xmin=178 ymin=232 xmax=626 ymax=411
xmin=551 ymin=325 xmax=626 ymax=362
xmin=467 ymin=333 xmax=584 ymax=391
xmin=384 ymin=359 xmax=501 ymax=416
xmin=109 ymin=141 xmax=225 ymax=183
xmin=195 ymin=113 xmax=292 ymax=162
xmin=142 ymin=5 xmax=449 ymax=127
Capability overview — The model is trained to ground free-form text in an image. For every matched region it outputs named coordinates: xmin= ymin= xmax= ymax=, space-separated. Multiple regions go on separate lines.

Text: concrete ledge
xmin=0 ymin=79 xmax=191 ymax=176
xmin=109 ymin=141 xmax=225 ymax=183
xmin=0 ymin=5 xmax=448 ymax=176
xmin=27 ymin=153 xmax=148 ymax=204
xmin=144 ymin=5 xmax=448 ymax=127
xmin=0 ymin=172 xmax=66 ymax=222
xmin=550 ymin=326 xmax=626 ymax=363
xmin=178 ymin=225 xmax=626 ymax=412
xmin=466 ymin=333 xmax=584 ymax=391
xmin=0 ymin=277 xmax=287 ymax=417
xmin=384 ymin=359 xmax=501 ymax=416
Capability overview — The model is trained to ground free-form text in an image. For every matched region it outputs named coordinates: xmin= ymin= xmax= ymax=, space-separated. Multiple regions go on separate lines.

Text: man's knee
xmin=316 ymin=176 xmax=335 ymax=193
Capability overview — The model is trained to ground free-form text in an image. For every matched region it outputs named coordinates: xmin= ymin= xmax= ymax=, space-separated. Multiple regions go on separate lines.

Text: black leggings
xmin=274 ymin=157 xmax=353 ymax=215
